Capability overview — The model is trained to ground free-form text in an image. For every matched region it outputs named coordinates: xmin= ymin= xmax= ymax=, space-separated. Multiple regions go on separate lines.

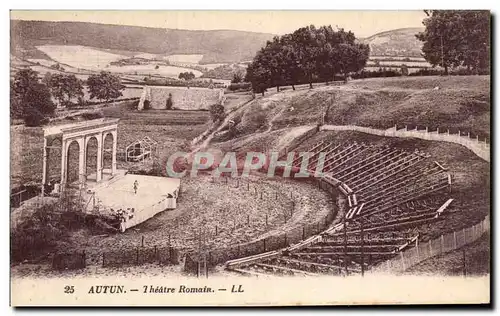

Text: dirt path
xmin=191 ymin=97 xmax=258 ymax=154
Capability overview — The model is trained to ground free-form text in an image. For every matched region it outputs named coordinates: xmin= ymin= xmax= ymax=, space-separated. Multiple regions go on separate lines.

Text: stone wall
xmin=138 ymin=86 xmax=224 ymax=111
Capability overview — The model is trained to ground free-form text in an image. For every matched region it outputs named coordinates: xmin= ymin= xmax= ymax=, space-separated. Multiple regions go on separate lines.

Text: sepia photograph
xmin=8 ymin=9 xmax=491 ymax=306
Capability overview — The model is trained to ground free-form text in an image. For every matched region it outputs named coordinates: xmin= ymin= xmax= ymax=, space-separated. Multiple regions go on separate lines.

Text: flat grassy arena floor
xmin=65 ymin=174 xmax=333 ymax=265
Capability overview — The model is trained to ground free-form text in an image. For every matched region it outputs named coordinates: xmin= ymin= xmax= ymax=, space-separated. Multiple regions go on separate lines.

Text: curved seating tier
xmin=225 ymin=141 xmax=453 ymax=276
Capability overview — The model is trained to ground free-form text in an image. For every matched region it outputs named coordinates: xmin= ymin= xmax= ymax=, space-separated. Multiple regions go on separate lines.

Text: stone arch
xmin=103 ymin=132 xmax=114 ymax=173
xmin=46 ymin=137 xmax=62 ymax=184
xmin=85 ymin=136 xmax=99 ymax=181
xmin=66 ymin=140 xmax=81 ymax=185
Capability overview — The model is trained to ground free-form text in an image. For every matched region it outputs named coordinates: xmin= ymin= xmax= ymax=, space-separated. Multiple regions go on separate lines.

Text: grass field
xmin=33 ymin=45 xmax=204 ymax=79
xmin=106 ymin=64 xmax=203 ymax=78
xmin=36 ymin=45 xmax=126 ymax=70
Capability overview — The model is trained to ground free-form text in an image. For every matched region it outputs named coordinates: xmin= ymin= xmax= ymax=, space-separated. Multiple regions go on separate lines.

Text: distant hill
xmin=362 ymin=27 xmax=425 ymax=57
xmin=10 ymin=20 xmax=275 ymax=64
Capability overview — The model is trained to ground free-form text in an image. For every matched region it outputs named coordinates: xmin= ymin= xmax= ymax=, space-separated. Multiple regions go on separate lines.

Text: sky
xmin=10 ymin=10 xmax=427 ymax=38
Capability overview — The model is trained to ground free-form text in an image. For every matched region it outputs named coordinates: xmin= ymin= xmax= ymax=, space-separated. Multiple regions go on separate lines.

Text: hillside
xmin=218 ymin=76 xmax=490 ymax=145
xmin=10 ymin=20 xmax=274 ymax=64
xmin=362 ymin=27 xmax=425 ymax=57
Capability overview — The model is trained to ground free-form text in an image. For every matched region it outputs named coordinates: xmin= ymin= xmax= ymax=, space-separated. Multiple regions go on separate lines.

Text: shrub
xmin=228 ymin=82 xmax=252 ymax=92
xmin=409 ymin=68 xmax=443 ymax=76
xmin=209 ymin=103 xmax=225 ymax=123
xmin=24 ymin=107 xmax=45 ymax=127
xmin=81 ymin=111 xmax=104 ymax=120
xmin=352 ymin=69 xmax=402 ymax=79
xmin=166 ymin=93 xmax=173 ymax=110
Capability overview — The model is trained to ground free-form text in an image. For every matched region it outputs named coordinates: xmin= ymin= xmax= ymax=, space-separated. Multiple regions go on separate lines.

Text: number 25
xmin=64 ymin=285 xmax=75 ymax=294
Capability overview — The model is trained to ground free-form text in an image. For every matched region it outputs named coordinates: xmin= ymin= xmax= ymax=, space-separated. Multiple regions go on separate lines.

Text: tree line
xmin=416 ymin=10 xmax=490 ymax=74
xmin=244 ymin=25 xmax=370 ymax=94
xmin=11 ymin=69 xmax=125 ymax=126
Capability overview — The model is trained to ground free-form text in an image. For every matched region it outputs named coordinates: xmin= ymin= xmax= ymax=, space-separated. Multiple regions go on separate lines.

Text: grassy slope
xmin=406 ymin=233 xmax=490 ymax=276
xmin=361 ymin=27 xmax=425 ymax=57
xmin=222 ymin=76 xmax=490 ymax=145
xmin=332 ymin=76 xmax=490 ymax=138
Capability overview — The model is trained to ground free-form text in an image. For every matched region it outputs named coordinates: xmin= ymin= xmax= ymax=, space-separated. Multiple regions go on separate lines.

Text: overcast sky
xmin=10 ymin=10 xmax=426 ymax=37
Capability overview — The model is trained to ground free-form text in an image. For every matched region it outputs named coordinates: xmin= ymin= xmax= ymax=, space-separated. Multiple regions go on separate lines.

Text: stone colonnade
xmin=41 ymin=119 xmax=120 ymax=191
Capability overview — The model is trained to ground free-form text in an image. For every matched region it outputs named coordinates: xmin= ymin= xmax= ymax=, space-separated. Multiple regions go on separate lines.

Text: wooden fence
xmin=370 ymin=215 xmax=490 ymax=274
xmin=320 ymin=125 xmax=490 ymax=162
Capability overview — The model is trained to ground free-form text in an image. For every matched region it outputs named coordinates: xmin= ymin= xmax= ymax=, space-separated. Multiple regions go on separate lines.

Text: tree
xmin=45 ymin=73 xmax=84 ymax=106
xmin=209 ymin=102 xmax=225 ymax=123
xmin=245 ymin=52 xmax=271 ymax=96
xmin=291 ymin=25 xmax=321 ymax=89
xmin=11 ymin=69 xmax=55 ymax=125
xmin=279 ymin=34 xmax=302 ymax=90
xmin=245 ymin=25 xmax=369 ymax=91
xmin=178 ymin=72 xmax=195 ymax=80
xmin=333 ymin=43 xmax=370 ymax=81
xmin=86 ymin=71 xmax=124 ymax=103
xmin=416 ymin=10 xmax=490 ymax=74
xmin=231 ymin=71 xmax=243 ymax=84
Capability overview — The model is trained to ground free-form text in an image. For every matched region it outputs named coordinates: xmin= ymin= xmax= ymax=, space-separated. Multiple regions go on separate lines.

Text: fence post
xmin=429 ymin=239 xmax=433 ymax=257
xmin=400 ymin=252 xmax=406 ymax=271
xmin=441 ymin=235 xmax=445 ymax=252
xmin=141 ymin=235 xmax=144 ymax=247
xmin=136 ymin=248 xmax=139 ymax=264
xmin=263 ymin=239 xmax=266 ymax=252
xmin=453 ymin=231 xmax=457 ymax=249
xmin=102 ymin=253 xmax=105 ymax=267
xmin=415 ymin=237 xmax=420 ymax=262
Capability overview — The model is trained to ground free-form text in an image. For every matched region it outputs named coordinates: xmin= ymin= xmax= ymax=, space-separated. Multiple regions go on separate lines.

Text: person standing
xmin=133 ymin=180 xmax=139 ymax=194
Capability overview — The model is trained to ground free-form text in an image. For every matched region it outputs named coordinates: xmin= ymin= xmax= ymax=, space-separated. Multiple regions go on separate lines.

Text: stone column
xmin=41 ymin=137 xmax=48 ymax=196
xmin=60 ymin=139 xmax=67 ymax=187
xmin=96 ymin=132 xmax=103 ymax=181
xmin=112 ymin=130 xmax=117 ymax=175
xmin=78 ymin=138 xmax=86 ymax=187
